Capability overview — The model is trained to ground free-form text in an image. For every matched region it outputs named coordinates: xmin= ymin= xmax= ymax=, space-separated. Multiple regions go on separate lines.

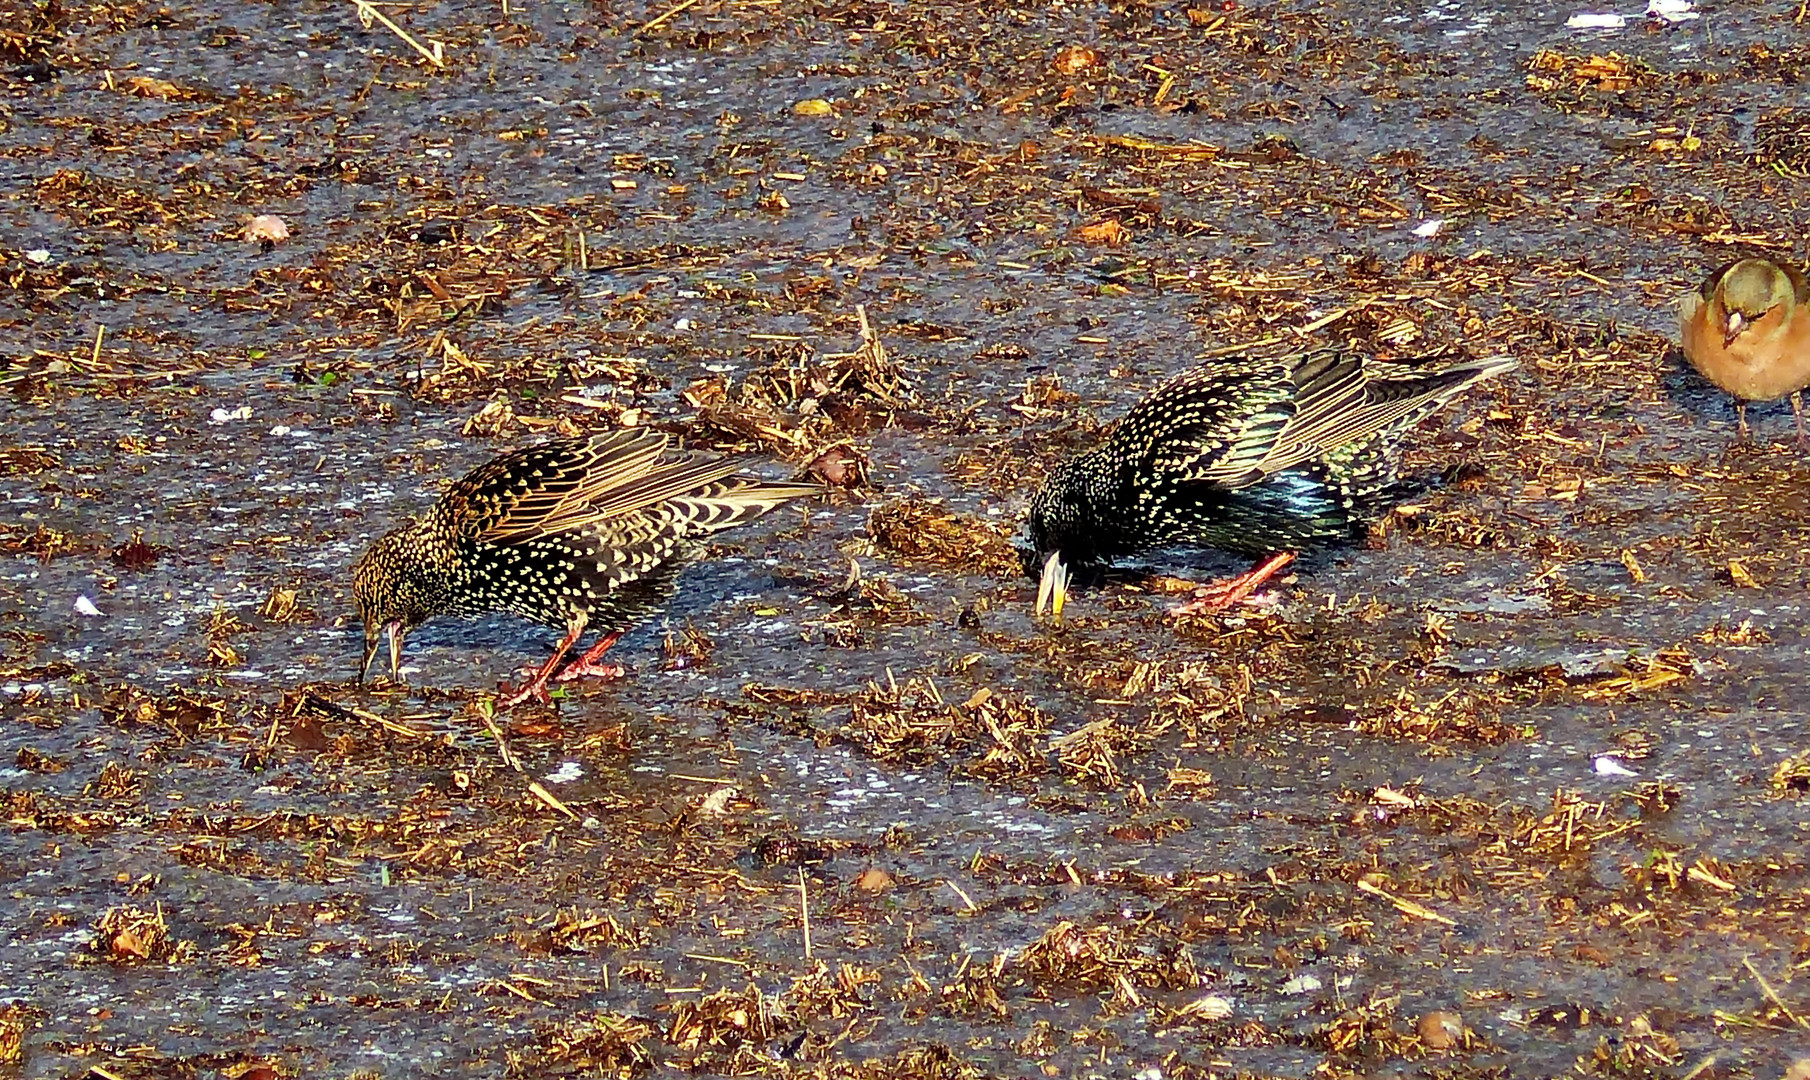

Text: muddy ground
xmin=4 ymin=0 xmax=1810 ymax=1077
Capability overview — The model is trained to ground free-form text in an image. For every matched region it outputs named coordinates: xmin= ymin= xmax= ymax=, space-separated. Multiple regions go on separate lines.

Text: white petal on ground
xmin=1593 ymin=755 xmax=1639 ymax=777
xmin=1646 ymin=0 xmax=1698 ymax=20
xmin=1566 ymin=11 xmax=1627 ymax=27
xmin=544 ymin=760 xmax=585 ymax=784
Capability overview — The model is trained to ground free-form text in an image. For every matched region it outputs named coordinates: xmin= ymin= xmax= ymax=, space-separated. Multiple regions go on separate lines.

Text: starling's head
xmin=1714 ymin=259 xmax=1795 ymax=348
xmin=1023 ymin=457 xmax=1094 ymax=621
xmin=351 ymin=525 xmax=438 ymax=684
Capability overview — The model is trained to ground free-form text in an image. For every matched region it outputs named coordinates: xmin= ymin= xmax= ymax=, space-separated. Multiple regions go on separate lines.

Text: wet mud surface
xmin=4 ymin=0 xmax=1810 ymax=1077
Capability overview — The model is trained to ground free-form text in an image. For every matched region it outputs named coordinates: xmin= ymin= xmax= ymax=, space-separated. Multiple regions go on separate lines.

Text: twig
xmin=943 ymin=879 xmax=979 ymax=912
xmin=527 ymin=780 xmax=579 ymax=821
xmin=636 ymin=0 xmax=707 ymax=35
xmin=350 ymin=0 xmax=445 ymax=67
xmin=1355 ymin=878 xmax=1458 ymax=927
xmin=798 ymin=867 xmax=813 ymax=959
xmin=475 ymin=702 xmax=521 ymax=772
xmin=1678 ymin=1053 xmax=1717 ymax=1080
xmin=1742 ymin=955 xmax=1810 ymax=1030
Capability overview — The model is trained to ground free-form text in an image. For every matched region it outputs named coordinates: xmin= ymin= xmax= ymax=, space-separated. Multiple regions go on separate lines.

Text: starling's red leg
xmin=1171 ymin=551 xmax=1297 ymax=617
xmin=499 ymin=622 xmax=584 ymax=708
xmin=1793 ymin=392 xmax=1806 ymax=448
xmin=1737 ymin=401 xmax=1750 ymax=440
xmin=554 ymin=632 xmax=625 ymax=683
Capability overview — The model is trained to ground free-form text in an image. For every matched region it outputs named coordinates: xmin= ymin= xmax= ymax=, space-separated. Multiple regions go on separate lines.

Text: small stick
xmin=476 ymin=702 xmax=521 ymax=772
xmin=90 ymin=324 xmax=105 ymax=368
xmin=350 ymin=0 xmax=446 ymax=67
xmin=1742 ymin=956 xmax=1810 ymax=1030
xmin=527 ymin=780 xmax=578 ymax=821
xmin=798 ymin=867 xmax=813 ymax=959
xmin=636 ymin=0 xmax=706 ymax=35
xmin=1678 ymin=1054 xmax=1717 ymax=1080
xmin=1355 ymin=878 xmax=1458 ymax=927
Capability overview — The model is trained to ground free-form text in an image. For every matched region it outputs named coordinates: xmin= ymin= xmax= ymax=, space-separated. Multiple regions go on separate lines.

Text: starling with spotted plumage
xmin=353 ymin=429 xmax=819 ymax=707
xmin=1026 ymin=350 xmax=1516 ymax=618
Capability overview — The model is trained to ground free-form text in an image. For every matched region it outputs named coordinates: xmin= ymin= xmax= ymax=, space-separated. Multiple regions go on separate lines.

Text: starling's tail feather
xmin=669 ymin=477 xmax=824 ymax=536
xmin=1250 ymin=355 xmax=1515 ymax=487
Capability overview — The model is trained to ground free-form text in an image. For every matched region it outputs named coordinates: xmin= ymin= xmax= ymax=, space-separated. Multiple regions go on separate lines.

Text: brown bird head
xmin=1715 ymin=259 xmax=1795 ymax=348
xmin=351 ymin=521 xmax=444 ymax=684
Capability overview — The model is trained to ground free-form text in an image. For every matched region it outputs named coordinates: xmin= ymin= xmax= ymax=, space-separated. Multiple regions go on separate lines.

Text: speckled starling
xmin=1025 ymin=350 xmax=1516 ymax=618
xmin=353 ymin=429 xmax=819 ymax=706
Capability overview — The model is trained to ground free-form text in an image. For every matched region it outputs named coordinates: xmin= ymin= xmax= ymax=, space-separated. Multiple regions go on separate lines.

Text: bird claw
xmin=554 ymin=659 xmax=626 ymax=683
xmin=497 ymin=678 xmax=553 ymax=709
xmin=1168 ymin=552 xmax=1297 ymax=617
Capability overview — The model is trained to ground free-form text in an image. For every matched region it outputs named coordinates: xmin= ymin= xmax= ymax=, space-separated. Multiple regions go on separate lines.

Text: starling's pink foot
xmin=498 ymin=623 xmax=583 ymax=709
xmin=1170 ymin=551 xmax=1296 ymax=617
xmin=554 ymin=632 xmax=623 ymax=683
xmin=498 ymin=674 xmax=555 ymax=709
xmin=555 ymin=659 xmax=625 ymax=683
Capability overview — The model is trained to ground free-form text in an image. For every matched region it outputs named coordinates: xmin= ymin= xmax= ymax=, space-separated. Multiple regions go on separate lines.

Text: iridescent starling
xmin=353 ymin=429 xmax=819 ymax=706
xmin=1026 ymin=350 xmax=1516 ymax=618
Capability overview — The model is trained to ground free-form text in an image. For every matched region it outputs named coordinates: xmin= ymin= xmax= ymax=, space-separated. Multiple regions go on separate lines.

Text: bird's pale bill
xmin=359 ymin=620 xmax=405 ymax=683
xmin=1723 ymin=310 xmax=1746 ymax=347
xmin=1035 ymin=550 xmax=1070 ymax=621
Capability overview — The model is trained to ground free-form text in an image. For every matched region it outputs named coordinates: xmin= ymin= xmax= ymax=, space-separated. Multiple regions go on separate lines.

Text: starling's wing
xmin=1116 ymin=355 xmax=1314 ymax=491
xmin=1120 ymin=353 xmax=1368 ymax=491
xmin=445 ymin=428 xmax=818 ymax=547
xmin=440 ymin=430 xmax=672 ymax=545
xmin=1122 ymin=352 xmax=1512 ymax=493
xmin=1250 ymin=355 xmax=1515 ymax=481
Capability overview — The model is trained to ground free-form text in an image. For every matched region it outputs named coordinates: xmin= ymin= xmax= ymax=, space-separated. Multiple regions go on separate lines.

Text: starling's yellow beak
xmin=359 ymin=621 xmax=406 ymax=683
xmin=1034 ymin=551 xmax=1070 ymax=621
xmin=360 ymin=621 xmax=380 ymax=684
xmin=386 ymin=622 xmax=404 ymax=681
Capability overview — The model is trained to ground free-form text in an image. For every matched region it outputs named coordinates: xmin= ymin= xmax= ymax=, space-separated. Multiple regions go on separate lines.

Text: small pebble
xmin=241 ymin=214 xmax=291 ymax=245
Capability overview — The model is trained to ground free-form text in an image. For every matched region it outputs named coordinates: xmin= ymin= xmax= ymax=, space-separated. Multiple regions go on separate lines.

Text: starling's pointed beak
xmin=1724 ymin=310 xmax=1746 ymax=347
xmin=386 ymin=621 xmax=405 ymax=682
xmin=1034 ymin=551 xmax=1070 ymax=621
xmin=359 ymin=620 xmax=406 ymax=683
xmin=360 ymin=621 xmax=381 ymax=684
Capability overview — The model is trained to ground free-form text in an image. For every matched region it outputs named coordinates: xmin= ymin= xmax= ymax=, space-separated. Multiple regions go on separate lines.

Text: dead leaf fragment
xmin=1051 ymin=45 xmax=1101 ymax=75
xmin=1074 ymin=218 xmax=1128 ymax=246
xmin=855 ymin=867 xmax=893 ymax=893
xmin=793 ymin=98 xmax=834 ymax=116
xmin=1418 ymin=1010 xmax=1463 ymax=1049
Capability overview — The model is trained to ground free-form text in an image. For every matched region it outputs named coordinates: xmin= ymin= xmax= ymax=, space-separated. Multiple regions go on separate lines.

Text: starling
xmin=1679 ymin=257 xmax=1810 ymax=444
xmin=1025 ymin=350 xmax=1516 ymax=618
xmin=353 ymin=429 xmax=819 ymax=706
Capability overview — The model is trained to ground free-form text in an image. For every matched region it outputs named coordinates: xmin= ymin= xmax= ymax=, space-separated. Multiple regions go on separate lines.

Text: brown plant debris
xmin=91 ymin=904 xmax=193 ymax=964
xmin=842 ymin=678 xmax=1049 ymax=780
xmin=504 ymin=1011 xmax=654 ymax=1077
xmin=1016 ymin=920 xmax=1199 ymax=1003
xmin=867 ymin=498 xmax=1022 ymax=578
